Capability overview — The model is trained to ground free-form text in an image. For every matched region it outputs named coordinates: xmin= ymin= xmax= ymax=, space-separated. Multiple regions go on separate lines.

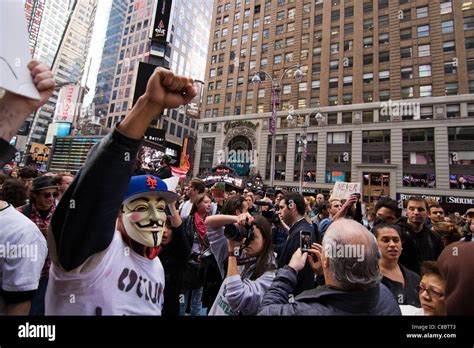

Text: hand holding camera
xmin=288 ymin=248 xmax=308 ymax=272
xmin=307 ymin=243 xmax=323 ymax=276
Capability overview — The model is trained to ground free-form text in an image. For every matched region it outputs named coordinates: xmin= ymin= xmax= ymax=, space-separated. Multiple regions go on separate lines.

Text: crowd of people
xmin=1 ymin=62 xmax=473 ymax=316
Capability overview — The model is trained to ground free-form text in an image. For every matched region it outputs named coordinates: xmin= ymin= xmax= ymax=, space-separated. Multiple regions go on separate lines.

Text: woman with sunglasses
xmin=16 ymin=176 xmax=59 ymax=315
xmin=400 ymin=261 xmax=446 ymax=315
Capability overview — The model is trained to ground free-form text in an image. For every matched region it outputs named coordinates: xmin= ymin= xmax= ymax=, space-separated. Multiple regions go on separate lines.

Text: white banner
xmin=53 ymin=84 xmax=81 ymax=123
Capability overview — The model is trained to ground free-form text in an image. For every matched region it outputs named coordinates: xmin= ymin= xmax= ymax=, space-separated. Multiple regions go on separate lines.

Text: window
xmin=330 ymin=60 xmax=339 ymax=70
xmin=444 ymin=61 xmax=457 ymax=74
xmin=276 ymin=25 xmax=284 ymax=34
xmin=466 ymin=17 xmax=474 ymax=30
xmin=419 ymin=64 xmax=432 ymax=77
xmin=379 ymin=33 xmax=389 ymax=45
xmin=331 ymin=43 xmax=339 ymax=54
xmin=274 ymin=55 xmax=282 ymax=64
xmin=420 ymin=85 xmax=432 ymax=97
xmin=379 ymin=51 xmax=390 ymax=63
xmin=418 ymin=44 xmax=430 ymax=57
xmin=329 ymin=78 xmax=338 ymax=89
xmin=447 ymin=104 xmax=460 ymax=118
xmin=328 ymin=132 xmax=351 ymax=144
xmin=445 ymin=83 xmax=458 ymax=95
xmin=283 ymin=84 xmax=291 ymax=94
xmin=401 ymin=47 xmax=412 ymax=59
xmin=329 ymin=96 xmax=338 ymax=106
xmin=344 ymin=40 xmax=354 ymax=51
xmin=345 ymin=6 xmax=353 ymax=17
xmin=416 ymin=6 xmax=428 ymax=18
xmin=343 ymin=76 xmax=353 ymax=86
xmin=420 ymin=106 xmax=433 ymax=119
xmin=379 ymin=71 xmax=390 ymax=82
xmin=363 ymin=36 xmax=373 ymax=48
xmin=343 ymin=94 xmax=352 ymax=104
xmin=379 ymin=15 xmax=389 ymax=27
xmin=417 ymin=25 xmax=430 ymax=38
xmin=466 ymin=37 xmax=474 ymax=50
xmin=443 ymin=41 xmax=455 ymax=52
xmin=363 ymin=1 xmax=373 ymax=13
xmin=468 ymin=58 xmax=474 ymax=72
xmin=400 ymin=28 xmax=412 ymax=40
xmin=364 ymin=54 xmax=373 ymax=65
xmin=312 ymin=80 xmax=321 ymax=89
xmin=401 ymin=67 xmax=413 ymax=79
xmin=440 ymin=1 xmax=452 ymax=14
xmin=401 ymin=86 xmax=414 ymax=98
xmin=363 ymin=73 xmax=374 ymax=84
xmin=442 ymin=20 xmax=454 ymax=34
xmin=364 ymin=92 xmax=373 ymax=103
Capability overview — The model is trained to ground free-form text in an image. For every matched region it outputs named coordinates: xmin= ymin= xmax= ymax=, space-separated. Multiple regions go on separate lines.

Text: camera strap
xmin=237 ymin=256 xmax=257 ymax=266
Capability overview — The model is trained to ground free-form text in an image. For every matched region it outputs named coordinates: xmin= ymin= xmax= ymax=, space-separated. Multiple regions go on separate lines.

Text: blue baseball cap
xmin=123 ymin=175 xmax=178 ymax=204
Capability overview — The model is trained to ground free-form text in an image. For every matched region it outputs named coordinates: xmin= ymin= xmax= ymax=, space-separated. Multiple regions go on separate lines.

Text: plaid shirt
xmin=17 ymin=202 xmax=55 ymax=279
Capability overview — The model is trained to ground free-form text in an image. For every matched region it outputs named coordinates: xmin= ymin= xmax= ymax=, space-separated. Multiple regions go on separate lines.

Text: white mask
xmin=122 ymin=195 xmax=167 ymax=247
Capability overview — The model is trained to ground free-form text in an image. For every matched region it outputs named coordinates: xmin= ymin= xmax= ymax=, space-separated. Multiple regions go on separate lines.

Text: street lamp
xmin=251 ymin=64 xmax=304 ymax=188
xmin=286 ymin=109 xmax=324 ymax=194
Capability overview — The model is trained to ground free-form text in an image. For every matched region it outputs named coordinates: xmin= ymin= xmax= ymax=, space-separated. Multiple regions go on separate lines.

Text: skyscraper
xmin=103 ymin=0 xmax=213 ymax=148
xmin=195 ymin=0 xmax=474 ymax=208
xmin=25 ymin=0 xmax=97 ymax=146
xmin=92 ymin=0 xmax=128 ymax=119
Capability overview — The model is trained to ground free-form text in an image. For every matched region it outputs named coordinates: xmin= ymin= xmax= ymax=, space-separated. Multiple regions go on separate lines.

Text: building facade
xmin=102 ymin=0 xmax=213 ymax=149
xmin=92 ymin=0 xmax=129 ymax=119
xmin=195 ymin=0 xmax=474 ymax=208
xmin=24 ymin=0 xmax=97 ymax=146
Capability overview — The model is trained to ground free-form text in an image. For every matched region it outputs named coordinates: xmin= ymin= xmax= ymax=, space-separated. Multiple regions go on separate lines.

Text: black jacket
xmin=275 ymin=218 xmax=315 ymax=295
xmin=398 ymin=217 xmax=444 ymax=273
xmin=258 ymin=267 xmax=401 ymax=315
xmin=155 ymin=165 xmax=172 ymax=179
xmin=381 ymin=264 xmax=420 ymax=307
xmin=159 ymin=223 xmax=191 ymax=316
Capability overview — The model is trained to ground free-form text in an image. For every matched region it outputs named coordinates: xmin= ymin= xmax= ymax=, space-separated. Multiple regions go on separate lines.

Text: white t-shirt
xmin=45 ymin=230 xmax=165 ymax=315
xmin=180 ymin=200 xmax=193 ymax=219
xmin=0 ymin=204 xmax=47 ymax=315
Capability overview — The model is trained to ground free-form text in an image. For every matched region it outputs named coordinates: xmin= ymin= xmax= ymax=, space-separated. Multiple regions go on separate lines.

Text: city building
xmin=23 ymin=0 xmax=97 ymax=147
xmin=195 ymin=0 xmax=474 ymax=210
xmin=92 ymin=0 xmax=129 ymax=119
xmin=102 ymin=0 xmax=213 ymax=154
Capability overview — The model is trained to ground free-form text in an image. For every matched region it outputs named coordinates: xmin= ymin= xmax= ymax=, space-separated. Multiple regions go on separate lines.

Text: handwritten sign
xmin=330 ymin=181 xmax=361 ymax=201
xmin=0 ymin=1 xmax=40 ymax=99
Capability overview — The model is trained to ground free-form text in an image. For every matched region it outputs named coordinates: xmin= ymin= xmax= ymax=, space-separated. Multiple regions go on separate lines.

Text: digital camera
xmin=224 ymin=223 xmax=254 ymax=242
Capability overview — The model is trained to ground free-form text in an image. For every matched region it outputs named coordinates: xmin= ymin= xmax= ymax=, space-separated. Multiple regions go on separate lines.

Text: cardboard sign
xmin=0 ymin=0 xmax=40 ymax=100
xmin=211 ymin=182 xmax=225 ymax=205
xmin=330 ymin=181 xmax=361 ymax=201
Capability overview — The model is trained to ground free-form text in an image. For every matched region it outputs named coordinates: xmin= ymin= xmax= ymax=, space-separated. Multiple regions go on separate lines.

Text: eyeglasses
xmin=43 ymin=192 xmax=59 ymax=199
xmin=416 ymin=284 xmax=444 ymax=299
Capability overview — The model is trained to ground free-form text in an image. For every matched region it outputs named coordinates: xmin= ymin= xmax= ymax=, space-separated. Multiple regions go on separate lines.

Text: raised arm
xmin=50 ymin=68 xmax=196 ymax=271
xmin=0 ymin=61 xmax=54 ymax=167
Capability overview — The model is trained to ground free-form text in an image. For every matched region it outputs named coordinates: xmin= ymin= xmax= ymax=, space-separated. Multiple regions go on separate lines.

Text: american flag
xmin=171 ymin=155 xmax=190 ymax=180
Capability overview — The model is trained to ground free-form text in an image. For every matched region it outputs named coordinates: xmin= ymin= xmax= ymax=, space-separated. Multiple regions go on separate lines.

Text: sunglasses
xmin=416 ymin=284 xmax=444 ymax=299
xmin=43 ymin=192 xmax=59 ymax=199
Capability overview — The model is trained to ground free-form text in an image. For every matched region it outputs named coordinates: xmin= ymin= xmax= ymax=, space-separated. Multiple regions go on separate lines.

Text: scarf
xmin=194 ymin=212 xmax=208 ymax=241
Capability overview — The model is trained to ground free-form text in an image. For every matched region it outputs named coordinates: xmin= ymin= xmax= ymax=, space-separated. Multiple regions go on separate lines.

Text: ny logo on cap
xmin=146 ymin=176 xmax=157 ymax=190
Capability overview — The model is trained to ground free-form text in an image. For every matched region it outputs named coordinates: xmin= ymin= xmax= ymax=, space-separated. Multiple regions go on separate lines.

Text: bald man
xmin=258 ymin=219 xmax=401 ymax=315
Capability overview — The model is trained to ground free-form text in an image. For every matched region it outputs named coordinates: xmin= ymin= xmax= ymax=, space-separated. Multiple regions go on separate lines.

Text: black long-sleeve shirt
xmin=50 ymin=126 xmax=141 ymax=271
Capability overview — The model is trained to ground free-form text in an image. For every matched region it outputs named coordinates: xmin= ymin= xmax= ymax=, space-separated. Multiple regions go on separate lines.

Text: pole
xmin=299 ymin=147 xmax=304 ymax=194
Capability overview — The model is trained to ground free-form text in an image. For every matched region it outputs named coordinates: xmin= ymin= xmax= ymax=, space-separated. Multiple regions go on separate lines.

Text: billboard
xmin=48 ymin=136 xmax=103 ymax=173
xmin=150 ymin=0 xmax=172 ymax=42
xmin=53 ymin=84 xmax=81 ymax=123
xmin=45 ymin=122 xmax=72 ymax=145
xmin=185 ymin=80 xmax=203 ymax=119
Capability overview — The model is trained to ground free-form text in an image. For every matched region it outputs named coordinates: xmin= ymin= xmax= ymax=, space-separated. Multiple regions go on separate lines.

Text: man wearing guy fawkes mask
xmin=44 ymin=67 xmax=197 ymax=315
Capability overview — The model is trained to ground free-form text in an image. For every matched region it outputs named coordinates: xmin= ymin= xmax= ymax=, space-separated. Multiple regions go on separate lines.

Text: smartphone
xmin=352 ymin=192 xmax=361 ymax=199
xmin=300 ymin=231 xmax=312 ymax=252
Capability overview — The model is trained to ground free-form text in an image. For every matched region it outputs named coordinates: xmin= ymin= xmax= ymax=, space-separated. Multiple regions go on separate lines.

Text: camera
xmin=224 ymin=223 xmax=254 ymax=242
xmin=352 ymin=192 xmax=361 ymax=198
xmin=300 ymin=231 xmax=312 ymax=252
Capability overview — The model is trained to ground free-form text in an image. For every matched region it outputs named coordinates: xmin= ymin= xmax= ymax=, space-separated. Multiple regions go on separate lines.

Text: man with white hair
xmin=258 ymin=219 xmax=401 ymax=315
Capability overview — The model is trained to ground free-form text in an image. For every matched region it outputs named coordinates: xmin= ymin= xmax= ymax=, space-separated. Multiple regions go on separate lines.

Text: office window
xmin=417 ymin=25 xmax=430 ymax=38
xmin=419 ymin=64 xmax=432 ymax=77
xmin=418 ymin=44 xmax=430 ymax=57
xmin=416 ymin=6 xmax=428 ymax=18
xmin=379 ymin=71 xmax=390 ymax=82
xmin=379 ymin=51 xmax=390 ymax=63
xmin=443 ymin=41 xmax=455 ymax=52
xmin=442 ymin=20 xmax=454 ymax=34
xmin=420 ymin=85 xmax=432 ymax=97
xmin=379 ymin=33 xmax=389 ymax=45
xmin=401 ymin=47 xmax=412 ymax=59
xmin=445 ymin=83 xmax=458 ymax=95
xmin=444 ymin=61 xmax=457 ymax=74
xmin=440 ymin=1 xmax=452 ymax=14
xmin=363 ymin=36 xmax=373 ymax=48
xmin=401 ymin=86 xmax=414 ymax=98
xmin=466 ymin=17 xmax=474 ymax=30
xmin=400 ymin=28 xmax=412 ymax=40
